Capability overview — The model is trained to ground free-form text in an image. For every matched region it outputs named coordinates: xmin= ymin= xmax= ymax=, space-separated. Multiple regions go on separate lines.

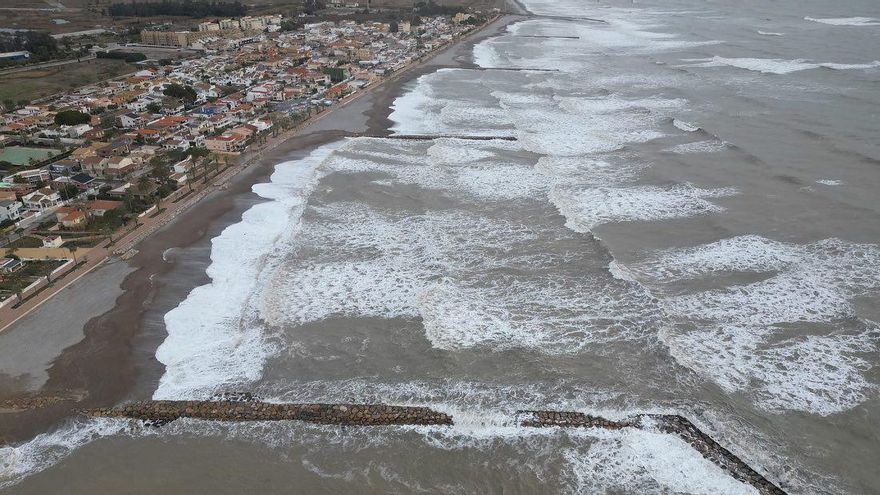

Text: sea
xmin=2 ymin=0 xmax=879 ymax=492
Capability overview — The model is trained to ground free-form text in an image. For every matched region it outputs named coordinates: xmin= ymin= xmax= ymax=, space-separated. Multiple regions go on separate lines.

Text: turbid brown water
xmin=2 ymin=0 xmax=880 ymax=493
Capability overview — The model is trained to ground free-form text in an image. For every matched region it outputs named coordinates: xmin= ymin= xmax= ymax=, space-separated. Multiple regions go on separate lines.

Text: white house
xmin=118 ymin=113 xmax=145 ymax=129
xmin=42 ymin=235 xmax=64 ymax=248
xmin=22 ymin=188 xmax=62 ymax=211
xmin=66 ymin=123 xmax=93 ymax=138
xmin=0 ymin=199 xmax=23 ymax=222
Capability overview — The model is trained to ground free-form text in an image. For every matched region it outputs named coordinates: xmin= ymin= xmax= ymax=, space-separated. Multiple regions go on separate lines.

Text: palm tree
xmin=69 ymin=244 xmax=78 ymax=264
xmin=43 ymin=256 xmax=52 ymax=283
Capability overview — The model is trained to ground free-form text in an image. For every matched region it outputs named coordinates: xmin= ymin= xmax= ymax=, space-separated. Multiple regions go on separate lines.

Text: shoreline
xmin=0 ymin=14 xmax=521 ymax=446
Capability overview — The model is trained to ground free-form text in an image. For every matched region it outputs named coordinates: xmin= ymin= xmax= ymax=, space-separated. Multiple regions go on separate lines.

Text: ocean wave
xmin=664 ymin=326 xmax=878 ymax=416
xmin=672 ymin=118 xmax=700 ymax=132
xmin=679 ymin=56 xmax=880 ymax=74
xmin=804 ymin=16 xmax=880 ymax=26
xmin=549 ymin=183 xmax=736 ymax=233
xmin=154 ymin=142 xmax=344 ymax=400
xmin=261 ymin=201 xmax=660 ymax=352
xmin=0 ymin=418 xmax=131 ymax=489
xmin=639 ymin=236 xmax=880 ymax=414
xmin=563 ymin=426 xmax=756 ymax=495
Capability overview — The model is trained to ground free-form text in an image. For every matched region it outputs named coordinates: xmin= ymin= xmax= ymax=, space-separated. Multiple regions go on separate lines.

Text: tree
xmin=149 ymin=155 xmax=171 ymax=181
xmin=137 ymin=175 xmax=152 ymax=195
xmin=54 ymin=109 xmax=90 ymax=126
xmin=68 ymin=244 xmax=79 ymax=263
xmin=146 ymin=102 xmax=162 ymax=114
xmin=163 ymin=83 xmax=198 ymax=103
xmin=43 ymin=256 xmax=52 ymax=283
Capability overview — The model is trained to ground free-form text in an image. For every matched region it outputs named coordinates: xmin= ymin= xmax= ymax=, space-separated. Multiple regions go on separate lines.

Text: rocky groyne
xmin=84 ymin=400 xmax=453 ymax=427
xmin=518 ymin=410 xmax=786 ymax=495
xmin=79 ymin=399 xmax=784 ymax=494
xmin=0 ymin=391 xmax=85 ymax=413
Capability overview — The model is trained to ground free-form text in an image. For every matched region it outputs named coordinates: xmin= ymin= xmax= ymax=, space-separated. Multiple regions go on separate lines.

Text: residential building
xmin=0 ymin=199 xmax=23 ymax=222
xmin=22 ymin=188 xmax=62 ymax=211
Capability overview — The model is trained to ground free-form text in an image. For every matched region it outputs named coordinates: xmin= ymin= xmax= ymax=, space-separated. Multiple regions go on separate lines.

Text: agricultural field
xmin=0 ymin=58 xmax=134 ymax=103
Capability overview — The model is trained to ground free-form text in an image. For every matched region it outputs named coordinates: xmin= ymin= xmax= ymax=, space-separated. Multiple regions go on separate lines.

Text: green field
xmin=0 ymin=58 xmax=135 ymax=104
xmin=0 ymin=146 xmax=61 ymax=166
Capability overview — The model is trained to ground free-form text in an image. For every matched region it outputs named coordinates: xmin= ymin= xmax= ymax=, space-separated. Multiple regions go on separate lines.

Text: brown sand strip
xmin=518 ymin=410 xmax=786 ymax=495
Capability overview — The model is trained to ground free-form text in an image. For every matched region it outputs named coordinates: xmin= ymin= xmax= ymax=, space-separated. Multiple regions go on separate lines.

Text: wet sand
xmin=0 ymin=14 xmax=520 ymax=446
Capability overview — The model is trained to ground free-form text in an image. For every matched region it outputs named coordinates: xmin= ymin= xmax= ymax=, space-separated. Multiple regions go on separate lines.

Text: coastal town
xmin=0 ymin=5 xmax=495 ymax=326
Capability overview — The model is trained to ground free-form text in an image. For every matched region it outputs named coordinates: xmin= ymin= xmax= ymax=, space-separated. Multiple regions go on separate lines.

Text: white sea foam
xmin=664 ymin=326 xmax=878 ymax=415
xmin=534 ymin=155 xmax=644 ymax=184
xmin=0 ymin=418 xmax=130 ymax=489
xmin=757 ymin=31 xmax=784 ymax=36
xmin=819 ymin=61 xmax=880 ymax=70
xmin=494 ymin=92 xmax=683 ymax=157
xmin=816 ymin=179 xmax=843 ymax=186
xmin=389 ymin=70 xmax=514 ymax=136
xmin=154 ymin=143 xmax=343 ymax=399
xmin=655 ymin=238 xmax=880 ymax=325
xmin=680 ymin=56 xmax=880 ymax=74
xmin=636 ymin=235 xmax=802 ymax=280
xmin=805 ymin=16 xmax=880 ymax=26
xmin=666 ymin=140 xmax=727 ymax=154
xmin=643 ymin=236 xmax=880 ymax=413
xmin=504 ymin=10 xmax=717 ymax=54
xmin=329 ymin=138 xmax=548 ymax=201
xmin=549 ymin=184 xmax=736 ymax=233
xmin=672 ymin=118 xmax=700 ymax=132
xmin=563 ymin=427 xmax=757 ymax=494
xmin=261 ymin=202 xmax=660 ymax=352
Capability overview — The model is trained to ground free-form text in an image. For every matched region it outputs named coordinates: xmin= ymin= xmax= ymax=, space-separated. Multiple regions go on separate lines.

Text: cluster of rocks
xmin=518 ymin=410 xmax=786 ymax=495
xmin=84 ymin=400 xmax=453 ymax=427
xmin=0 ymin=391 xmax=83 ymax=412
xmin=518 ymin=410 xmax=637 ymax=429
xmin=209 ymin=392 xmax=258 ymax=403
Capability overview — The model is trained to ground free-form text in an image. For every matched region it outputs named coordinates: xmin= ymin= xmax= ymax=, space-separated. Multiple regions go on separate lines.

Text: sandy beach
xmin=0 ymin=13 xmax=520 ymax=446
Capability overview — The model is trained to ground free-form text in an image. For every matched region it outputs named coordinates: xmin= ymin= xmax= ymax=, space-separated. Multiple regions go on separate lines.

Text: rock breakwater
xmin=84 ymin=400 xmax=453 ymax=427
xmin=79 ymin=400 xmax=784 ymax=494
xmin=518 ymin=410 xmax=786 ymax=495
xmin=0 ymin=391 xmax=85 ymax=413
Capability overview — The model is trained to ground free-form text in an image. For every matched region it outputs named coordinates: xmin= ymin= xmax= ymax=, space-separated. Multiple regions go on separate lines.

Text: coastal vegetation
xmin=53 ymin=110 xmax=91 ymax=126
xmin=106 ymin=0 xmax=248 ymax=18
